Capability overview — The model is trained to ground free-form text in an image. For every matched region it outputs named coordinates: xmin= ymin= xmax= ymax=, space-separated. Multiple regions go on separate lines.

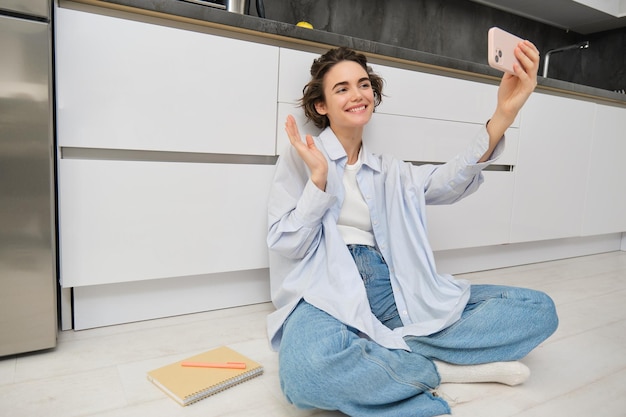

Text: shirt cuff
xmin=465 ymin=125 xmax=505 ymax=166
xmin=294 ymin=179 xmax=337 ymax=226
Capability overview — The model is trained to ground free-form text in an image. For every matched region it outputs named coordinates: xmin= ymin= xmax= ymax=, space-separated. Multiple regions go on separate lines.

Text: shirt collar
xmin=319 ymin=127 xmax=381 ymax=173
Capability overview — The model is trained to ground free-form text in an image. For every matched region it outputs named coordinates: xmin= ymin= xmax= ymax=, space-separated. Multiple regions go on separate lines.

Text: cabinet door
xmin=510 ymin=93 xmax=595 ymax=243
xmin=58 ymin=159 xmax=274 ymax=287
xmin=55 ymin=8 xmax=278 ymax=155
xmin=582 ymin=103 xmax=626 ymax=235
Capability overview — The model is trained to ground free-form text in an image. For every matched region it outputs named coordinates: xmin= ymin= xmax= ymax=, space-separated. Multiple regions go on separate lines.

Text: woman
xmin=266 ymin=45 xmax=558 ymax=417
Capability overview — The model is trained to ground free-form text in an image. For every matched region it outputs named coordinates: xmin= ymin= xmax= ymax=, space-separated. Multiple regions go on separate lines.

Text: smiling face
xmin=314 ymin=60 xmax=375 ymax=134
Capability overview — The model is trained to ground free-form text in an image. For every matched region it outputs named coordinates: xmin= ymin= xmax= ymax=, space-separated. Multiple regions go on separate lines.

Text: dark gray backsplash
xmin=251 ymin=0 xmax=625 ymax=92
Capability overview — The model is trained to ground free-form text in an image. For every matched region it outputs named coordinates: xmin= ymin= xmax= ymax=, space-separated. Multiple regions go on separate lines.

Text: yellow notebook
xmin=147 ymin=346 xmax=263 ymax=406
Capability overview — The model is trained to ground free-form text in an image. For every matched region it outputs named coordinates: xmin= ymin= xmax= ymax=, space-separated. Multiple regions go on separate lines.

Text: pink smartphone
xmin=488 ymin=27 xmax=523 ymax=75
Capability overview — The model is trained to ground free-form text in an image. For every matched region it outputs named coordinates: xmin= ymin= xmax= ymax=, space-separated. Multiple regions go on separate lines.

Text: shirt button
xmin=402 ymin=310 xmax=408 ymax=316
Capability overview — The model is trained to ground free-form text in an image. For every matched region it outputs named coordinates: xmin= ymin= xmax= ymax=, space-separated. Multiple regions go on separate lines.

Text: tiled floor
xmin=1 ymin=251 xmax=625 ymax=416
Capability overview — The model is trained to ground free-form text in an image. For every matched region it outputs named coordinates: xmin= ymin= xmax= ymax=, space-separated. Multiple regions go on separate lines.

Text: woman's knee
xmin=279 ymin=331 xmax=354 ymax=409
xmin=278 ymin=303 xmax=354 ymax=408
xmin=482 ymin=285 xmax=559 ymax=341
xmin=510 ymin=287 xmax=559 ymax=340
xmin=534 ymin=290 xmax=559 ymax=338
xmin=279 ymin=348 xmax=320 ymax=408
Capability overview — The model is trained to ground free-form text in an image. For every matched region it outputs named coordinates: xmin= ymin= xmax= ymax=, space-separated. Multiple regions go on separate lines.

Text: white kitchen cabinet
xmin=510 ymin=92 xmax=595 ymax=243
xmin=582 ymin=103 xmax=626 ymax=235
xmin=54 ymin=9 xmax=626 ymax=331
xmin=277 ymin=47 xmax=518 ymax=251
xmin=55 ymin=8 xmax=279 ymax=155
xmin=58 ymin=159 xmax=274 ymax=287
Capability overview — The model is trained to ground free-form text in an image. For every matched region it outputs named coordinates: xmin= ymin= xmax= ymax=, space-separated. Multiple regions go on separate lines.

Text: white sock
xmin=434 ymin=360 xmax=530 ymax=386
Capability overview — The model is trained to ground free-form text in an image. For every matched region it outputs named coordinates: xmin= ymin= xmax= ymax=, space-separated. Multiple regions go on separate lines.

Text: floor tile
xmin=0 ymin=366 xmax=127 ymax=417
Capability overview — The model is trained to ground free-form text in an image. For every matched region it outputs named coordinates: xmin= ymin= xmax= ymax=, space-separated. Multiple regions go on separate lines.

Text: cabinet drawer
xmin=427 ymin=171 xmax=514 ymax=251
xmin=59 ymin=159 xmax=274 ymax=287
xmin=56 ymin=8 xmax=279 ymax=155
xmin=366 ymin=113 xmax=518 ymax=165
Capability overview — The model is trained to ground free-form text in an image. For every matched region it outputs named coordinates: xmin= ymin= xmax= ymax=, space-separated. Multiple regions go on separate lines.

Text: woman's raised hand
xmin=497 ymin=40 xmax=540 ymax=119
xmin=483 ymin=40 xmax=540 ymax=161
xmin=285 ymin=115 xmax=328 ymax=191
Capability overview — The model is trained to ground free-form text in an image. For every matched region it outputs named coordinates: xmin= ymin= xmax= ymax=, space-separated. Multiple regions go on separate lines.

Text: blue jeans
xmin=279 ymin=245 xmax=558 ymax=417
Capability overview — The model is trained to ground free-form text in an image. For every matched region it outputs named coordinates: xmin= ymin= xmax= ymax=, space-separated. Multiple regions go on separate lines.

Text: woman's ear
xmin=314 ymin=100 xmax=327 ymax=116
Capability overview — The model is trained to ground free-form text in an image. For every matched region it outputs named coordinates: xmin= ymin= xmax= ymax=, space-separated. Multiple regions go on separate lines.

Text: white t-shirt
xmin=336 ymin=153 xmax=376 ymax=247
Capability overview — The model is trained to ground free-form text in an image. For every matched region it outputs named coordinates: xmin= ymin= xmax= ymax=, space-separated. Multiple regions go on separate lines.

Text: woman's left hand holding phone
xmin=285 ymin=115 xmax=328 ymax=191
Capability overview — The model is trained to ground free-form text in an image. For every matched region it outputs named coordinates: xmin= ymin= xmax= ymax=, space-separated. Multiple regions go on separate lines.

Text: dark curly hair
xmin=300 ymin=47 xmax=384 ymax=129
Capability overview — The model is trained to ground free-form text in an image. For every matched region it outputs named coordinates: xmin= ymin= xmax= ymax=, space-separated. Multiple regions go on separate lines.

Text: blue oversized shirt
xmin=267 ymin=125 xmax=503 ymax=351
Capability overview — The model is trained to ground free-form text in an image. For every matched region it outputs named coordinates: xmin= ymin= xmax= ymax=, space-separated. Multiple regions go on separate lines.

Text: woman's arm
xmin=267 ymin=117 xmax=335 ymax=259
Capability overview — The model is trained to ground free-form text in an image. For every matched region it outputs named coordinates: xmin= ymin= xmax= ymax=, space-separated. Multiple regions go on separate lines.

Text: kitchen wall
xmin=250 ymin=0 xmax=625 ymax=92
xmin=572 ymin=28 xmax=625 ymax=91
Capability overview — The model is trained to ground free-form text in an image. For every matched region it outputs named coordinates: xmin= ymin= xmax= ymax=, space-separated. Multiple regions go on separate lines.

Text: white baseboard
xmin=70 ymin=234 xmax=622 ymax=330
xmin=59 ymin=287 xmax=73 ymax=331
xmin=72 ymin=268 xmax=270 ymax=330
xmin=434 ymin=233 xmax=622 ymax=274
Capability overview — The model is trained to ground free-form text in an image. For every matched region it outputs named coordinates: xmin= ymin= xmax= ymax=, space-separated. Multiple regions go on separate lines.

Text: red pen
xmin=181 ymin=361 xmax=247 ymax=369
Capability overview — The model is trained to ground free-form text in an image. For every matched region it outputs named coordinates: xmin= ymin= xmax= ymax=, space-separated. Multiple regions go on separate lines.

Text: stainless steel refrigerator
xmin=0 ymin=0 xmax=57 ymax=356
